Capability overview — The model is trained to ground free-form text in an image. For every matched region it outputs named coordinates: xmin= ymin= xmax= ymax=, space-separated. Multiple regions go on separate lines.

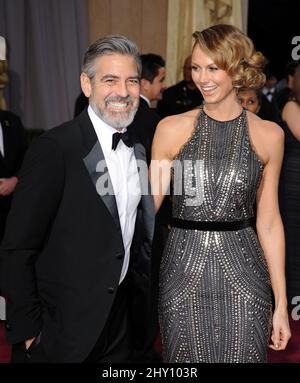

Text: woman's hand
xmin=269 ymin=307 xmax=291 ymax=350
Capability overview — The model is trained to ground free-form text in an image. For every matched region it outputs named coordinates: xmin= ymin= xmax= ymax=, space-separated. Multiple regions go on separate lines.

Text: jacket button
xmin=116 ymin=253 xmax=124 ymax=260
xmin=5 ymin=323 xmax=11 ymax=331
xmin=107 ymin=287 xmax=115 ymax=294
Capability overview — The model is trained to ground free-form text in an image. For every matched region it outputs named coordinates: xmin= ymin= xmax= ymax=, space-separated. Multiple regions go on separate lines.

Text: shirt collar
xmin=262 ymin=87 xmax=275 ymax=95
xmin=140 ymin=94 xmax=150 ymax=107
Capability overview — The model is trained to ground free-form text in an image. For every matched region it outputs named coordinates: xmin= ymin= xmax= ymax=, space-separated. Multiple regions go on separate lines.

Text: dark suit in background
xmin=258 ymin=93 xmax=281 ymax=124
xmin=128 ymin=96 xmax=163 ymax=361
xmin=157 ymin=80 xmax=203 ymax=117
xmin=128 ymin=97 xmax=161 ymax=166
xmin=0 ymin=110 xmax=27 ymax=240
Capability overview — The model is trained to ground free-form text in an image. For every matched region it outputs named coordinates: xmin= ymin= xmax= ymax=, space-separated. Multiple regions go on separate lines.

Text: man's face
xmin=143 ymin=67 xmax=166 ymax=101
xmin=81 ymin=53 xmax=140 ymax=129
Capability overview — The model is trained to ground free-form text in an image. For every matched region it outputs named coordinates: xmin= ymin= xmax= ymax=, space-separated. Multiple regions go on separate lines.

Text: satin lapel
xmin=79 ymin=110 xmax=121 ymax=233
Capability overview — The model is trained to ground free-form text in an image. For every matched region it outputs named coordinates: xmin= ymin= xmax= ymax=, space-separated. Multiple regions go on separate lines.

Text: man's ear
xmin=140 ymin=78 xmax=150 ymax=92
xmin=80 ymin=73 xmax=92 ymax=98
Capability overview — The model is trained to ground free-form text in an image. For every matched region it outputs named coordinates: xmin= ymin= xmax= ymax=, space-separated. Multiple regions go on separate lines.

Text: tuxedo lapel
xmin=78 ymin=109 xmax=154 ymax=243
xmin=78 ymin=110 xmax=121 ymax=233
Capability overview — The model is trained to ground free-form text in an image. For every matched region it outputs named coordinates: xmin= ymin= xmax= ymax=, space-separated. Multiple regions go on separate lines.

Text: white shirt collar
xmin=262 ymin=86 xmax=275 ymax=95
xmin=140 ymin=94 xmax=150 ymax=107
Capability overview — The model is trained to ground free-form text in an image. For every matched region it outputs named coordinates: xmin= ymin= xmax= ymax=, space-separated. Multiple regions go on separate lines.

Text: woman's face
xmin=191 ymin=44 xmax=235 ymax=105
xmin=237 ymin=89 xmax=260 ymax=114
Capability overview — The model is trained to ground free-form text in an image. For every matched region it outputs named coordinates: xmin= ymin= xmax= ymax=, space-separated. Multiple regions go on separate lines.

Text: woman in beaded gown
xmin=150 ymin=24 xmax=291 ymax=363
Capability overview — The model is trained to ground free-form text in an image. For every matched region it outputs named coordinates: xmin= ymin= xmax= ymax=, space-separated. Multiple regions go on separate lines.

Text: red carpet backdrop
xmin=1 ymin=317 xmax=299 ymax=363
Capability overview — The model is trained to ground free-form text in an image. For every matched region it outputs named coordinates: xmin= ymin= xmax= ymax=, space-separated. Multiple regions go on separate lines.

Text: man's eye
xmin=128 ymin=79 xmax=140 ymax=85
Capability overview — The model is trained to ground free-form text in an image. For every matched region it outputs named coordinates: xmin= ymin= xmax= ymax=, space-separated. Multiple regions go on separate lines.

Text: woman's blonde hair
xmin=192 ymin=24 xmax=266 ymax=89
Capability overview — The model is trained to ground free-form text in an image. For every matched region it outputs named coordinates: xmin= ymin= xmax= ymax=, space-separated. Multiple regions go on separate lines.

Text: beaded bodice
xmin=172 ymin=109 xmax=263 ymax=221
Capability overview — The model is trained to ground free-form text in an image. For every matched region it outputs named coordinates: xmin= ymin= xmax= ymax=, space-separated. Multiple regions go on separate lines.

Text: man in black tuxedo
xmin=157 ymin=55 xmax=203 ymax=117
xmin=0 ymin=110 xmax=27 ymax=240
xmin=0 ymin=35 xmax=154 ymax=363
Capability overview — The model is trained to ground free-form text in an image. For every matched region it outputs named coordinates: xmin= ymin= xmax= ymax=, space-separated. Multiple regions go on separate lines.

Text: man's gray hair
xmin=82 ymin=34 xmax=141 ymax=79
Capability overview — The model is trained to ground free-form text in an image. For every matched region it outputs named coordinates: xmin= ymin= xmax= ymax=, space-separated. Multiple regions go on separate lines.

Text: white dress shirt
xmin=88 ymin=106 xmax=141 ymax=284
xmin=262 ymin=86 xmax=276 ymax=103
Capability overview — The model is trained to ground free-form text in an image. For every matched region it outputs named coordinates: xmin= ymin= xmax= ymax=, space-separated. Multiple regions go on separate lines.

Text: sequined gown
xmin=158 ymin=109 xmax=273 ymax=363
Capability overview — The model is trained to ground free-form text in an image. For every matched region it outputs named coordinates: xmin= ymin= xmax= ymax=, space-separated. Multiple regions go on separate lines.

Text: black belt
xmin=171 ymin=217 xmax=255 ymax=231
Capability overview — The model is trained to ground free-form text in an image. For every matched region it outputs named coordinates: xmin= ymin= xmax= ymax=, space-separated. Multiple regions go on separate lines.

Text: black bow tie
xmin=111 ymin=131 xmax=133 ymax=150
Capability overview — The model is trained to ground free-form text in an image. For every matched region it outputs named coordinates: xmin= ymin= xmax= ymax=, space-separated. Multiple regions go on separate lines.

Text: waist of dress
xmin=170 ymin=217 xmax=255 ymax=231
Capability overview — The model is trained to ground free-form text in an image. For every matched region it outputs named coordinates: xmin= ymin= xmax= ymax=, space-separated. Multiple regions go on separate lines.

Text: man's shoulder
xmin=163 ymin=80 xmax=185 ymax=96
xmin=134 ymin=101 xmax=161 ymax=124
xmin=42 ymin=115 xmax=81 ymax=141
xmin=0 ymin=110 xmax=23 ymax=127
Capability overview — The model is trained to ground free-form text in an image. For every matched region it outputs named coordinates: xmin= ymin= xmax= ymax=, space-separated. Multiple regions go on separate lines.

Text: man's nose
xmin=116 ymin=82 xmax=129 ymax=97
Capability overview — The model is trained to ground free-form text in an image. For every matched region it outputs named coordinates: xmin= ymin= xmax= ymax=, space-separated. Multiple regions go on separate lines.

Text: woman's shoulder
xmin=153 ymin=108 xmax=201 ymax=159
xmin=157 ymin=108 xmax=200 ymax=131
xmin=246 ymin=110 xmax=284 ymax=142
xmin=282 ymin=99 xmax=300 ymax=115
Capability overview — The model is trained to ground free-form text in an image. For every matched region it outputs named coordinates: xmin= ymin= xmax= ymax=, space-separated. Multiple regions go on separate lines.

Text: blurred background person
xmin=0 ymin=36 xmax=27 ymax=363
xmin=279 ymin=65 xmax=300 ymax=312
xmin=260 ymin=65 xmax=281 ymax=123
xmin=237 ymin=88 xmax=261 ymax=114
xmin=237 ymin=87 xmax=280 ymax=123
xmin=276 ymin=60 xmax=300 ymax=114
xmin=157 ymin=55 xmax=203 ymax=117
xmin=127 ymin=53 xmax=166 ymax=362
xmin=0 ymin=111 xmax=27 ymax=241
xmin=0 ymin=37 xmax=27 ymax=247
xmin=128 ymin=53 xmax=165 ymax=166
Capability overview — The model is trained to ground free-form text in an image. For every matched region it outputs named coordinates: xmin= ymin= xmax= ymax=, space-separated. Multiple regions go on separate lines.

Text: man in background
xmin=128 ymin=53 xmax=165 ymax=165
xmin=157 ymin=55 xmax=203 ymax=117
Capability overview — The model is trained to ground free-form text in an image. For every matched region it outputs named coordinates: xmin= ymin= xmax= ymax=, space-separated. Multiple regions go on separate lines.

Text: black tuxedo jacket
xmin=0 ymin=110 xmax=154 ymax=362
xmin=157 ymin=80 xmax=203 ymax=117
xmin=127 ymin=97 xmax=161 ymax=165
xmin=0 ymin=110 xmax=27 ymax=213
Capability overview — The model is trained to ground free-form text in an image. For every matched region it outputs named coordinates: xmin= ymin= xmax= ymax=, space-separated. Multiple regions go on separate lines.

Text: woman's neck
xmin=203 ymin=92 xmax=242 ymax=122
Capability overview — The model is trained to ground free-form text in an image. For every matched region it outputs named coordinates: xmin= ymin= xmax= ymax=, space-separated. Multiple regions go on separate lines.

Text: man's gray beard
xmin=90 ymin=100 xmax=138 ymax=130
